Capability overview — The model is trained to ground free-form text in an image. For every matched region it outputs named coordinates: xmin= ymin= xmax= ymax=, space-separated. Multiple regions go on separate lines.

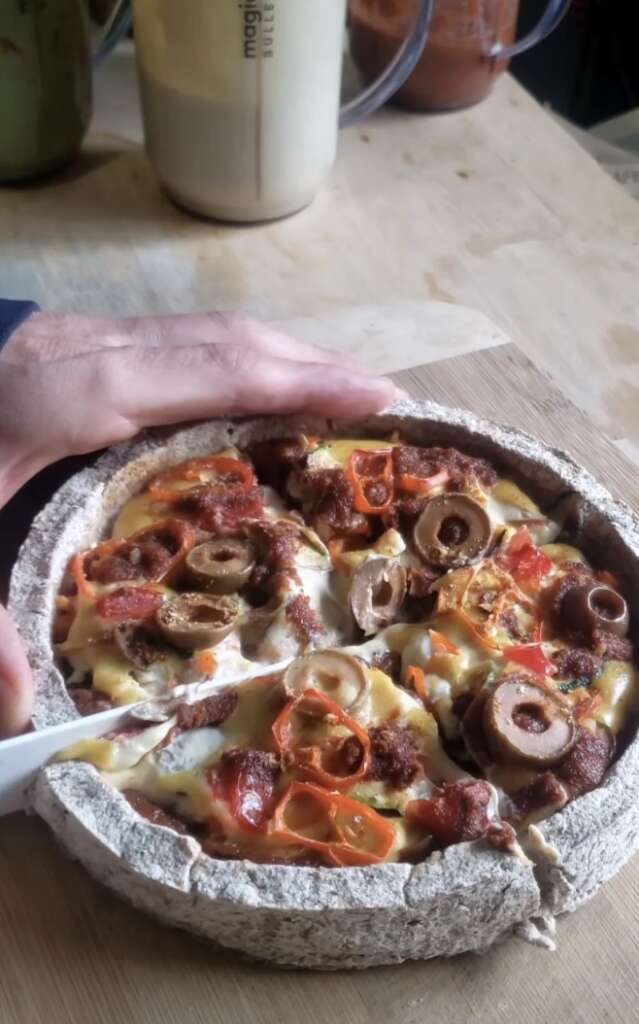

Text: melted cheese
xmin=58 ymin=717 xmax=175 ymax=771
xmin=593 ymin=661 xmax=639 ymax=734
xmin=59 ymin=594 xmax=183 ymax=705
xmin=113 ymin=493 xmax=163 ymax=538
xmin=306 ymin=438 xmax=395 ymax=470
xmin=490 ymin=480 xmax=541 ymax=516
xmin=112 ymin=446 xmax=243 ymax=537
xmin=337 ymin=529 xmax=406 ymax=572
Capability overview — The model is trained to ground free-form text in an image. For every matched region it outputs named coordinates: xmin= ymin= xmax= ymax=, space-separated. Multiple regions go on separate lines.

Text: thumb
xmin=0 ymin=604 xmax=33 ymax=738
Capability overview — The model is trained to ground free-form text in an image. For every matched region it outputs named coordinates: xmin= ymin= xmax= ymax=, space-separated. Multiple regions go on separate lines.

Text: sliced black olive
xmin=484 ymin=678 xmax=575 ymax=766
xmin=185 ymin=538 xmax=255 ymax=594
xmin=156 ymin=593 xmax=239 ymax=651
xmin=414 ymin=493 xmax=492 ymax=568
xmin=562 ymin=584 xmax=629 ymax=638
xmin=350 ymin=558 xmax=407 ymax=635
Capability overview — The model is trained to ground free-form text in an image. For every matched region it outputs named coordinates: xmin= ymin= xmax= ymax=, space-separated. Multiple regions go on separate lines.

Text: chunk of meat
xmin=285 ymin=594 xmax=326 ymax=647
xmin=393 ymin=445 xmax=497 ymax=489
xmin=552 ymin=646 xmax=602 ymax=681
xmin=249 ymin=520 xmax=299 ymax=571
xmin=406 ymin=779 xmax=493 ymax=848
xmin=298 ymin=469 xmax=369 ymax=537
xmin=176 ymin=484 xmax=264 ymax=532
xmin=486 ymin=820 xmax=518 ymax=853
xmin=555 ymin=724 xmax=614 ymax=798
xmin=123 ymin=789 xmax=188 ymax=834
xmin=70 ymin=688 xmax=114 ymax=716
xmin=176 ymin=689 xmax=239 ymax=730
xmin=87 ymin=524 xmax=186 ymax=585
xmin=368 ymin=724 xmax=421 ymax=788
xmin=509 ymin=771 xmax=568 ymax=824
xmin=248 ymin=437 xmax=309 ymax=490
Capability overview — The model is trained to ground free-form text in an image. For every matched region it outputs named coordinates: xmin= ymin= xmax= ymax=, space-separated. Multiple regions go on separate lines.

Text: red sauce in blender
xmin=349 ymin=0 xmax=519 ymax=112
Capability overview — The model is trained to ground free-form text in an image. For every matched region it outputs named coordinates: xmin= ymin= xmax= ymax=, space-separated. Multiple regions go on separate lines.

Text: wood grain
xmin=3 ymin=344 xmax=639 ymax=1024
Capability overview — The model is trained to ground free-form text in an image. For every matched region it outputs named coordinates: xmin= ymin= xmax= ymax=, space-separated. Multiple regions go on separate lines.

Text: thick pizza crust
xmin=11 ymin=399 xmax=639 ymax=967
xmin=32 ymin=761 xmax=540 ymax=969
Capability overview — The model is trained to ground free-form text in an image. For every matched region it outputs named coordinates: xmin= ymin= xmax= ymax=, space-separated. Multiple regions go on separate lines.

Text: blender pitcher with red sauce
xmin=349 ymin=0 xmax=571 ymax=112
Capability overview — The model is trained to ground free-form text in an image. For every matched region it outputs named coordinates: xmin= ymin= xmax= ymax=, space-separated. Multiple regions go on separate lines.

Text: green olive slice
xmin=414 ymin=493 xmax=492 ymax=568
xmin=283 ymin=650 xmax=369 ymax=714
xmin=185 ymin=539 xmax=255 ymax=594
xmin=562 ymin=584 xmax=629 ymax=638
xmin=484 ymin=678 xmax=575 ymax=766
xmin=156 ymin=593 xmax=239 ymax=651
xmin=350 ymin=558 xmax=407 ymax=636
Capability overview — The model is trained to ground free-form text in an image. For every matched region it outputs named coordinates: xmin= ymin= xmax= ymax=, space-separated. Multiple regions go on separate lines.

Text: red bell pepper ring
xmin=271 ymin=781 xmax=396 ymax=866
xmin=345 ymin=449 xmax=394 ymax=515
xmin=272 ymin=688 xmax=370 ymax=790
xmin=95 ymin=586 xmax=165 ymax=622
xmin=502 ymin=643 xmax=556 ymax=678
xmin=497 ymin=528 xmax=553 ymax=589
xmin=148 ymin=455 xmax=256 ymax=503
xmin=72 ymin=519 xmax=196 ymax=599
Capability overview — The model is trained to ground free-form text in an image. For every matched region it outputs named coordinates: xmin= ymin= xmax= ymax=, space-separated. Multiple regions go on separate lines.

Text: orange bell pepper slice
xmin=345 ymin=449 xmax=394 ymax=515
xmin=397 ymin=468 xmax=450 ymax=495
xmin=272 ymin=688 xmax=370 ymax=790
xmin=148 ymin=455 xmax=256 ymax=503
xmin=271 ymin=782 xmax=396 ymax=866
xmin=429 ymin=629 xmax=460 ymax=655
xmin=72 ymin=519 xmax=195 ymax=599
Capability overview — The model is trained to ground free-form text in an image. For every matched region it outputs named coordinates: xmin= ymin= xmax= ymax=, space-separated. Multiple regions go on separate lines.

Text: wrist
xmin=0 ymin=441 xmax=50 ymax=509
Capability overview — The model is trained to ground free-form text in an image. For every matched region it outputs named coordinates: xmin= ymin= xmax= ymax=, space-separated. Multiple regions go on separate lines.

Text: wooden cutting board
xmin=2 ymin=343 xmax=639 ymax=1024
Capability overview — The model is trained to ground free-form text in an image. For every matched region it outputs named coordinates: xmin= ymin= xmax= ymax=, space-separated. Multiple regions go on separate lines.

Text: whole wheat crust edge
xmin=11 ymin=398 xmax=639 ymax=968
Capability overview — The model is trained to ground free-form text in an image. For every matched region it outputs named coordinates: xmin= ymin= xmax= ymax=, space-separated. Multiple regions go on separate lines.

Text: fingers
xmin=94 ymin=342 xmax=400 ymax=434
xmin=0 ymin=604 xmax=33 ymax=738
xmin=121 ymin=313 xmax=369 ymax=373
xmin=5 ymin=311 xmax=382 ymax=384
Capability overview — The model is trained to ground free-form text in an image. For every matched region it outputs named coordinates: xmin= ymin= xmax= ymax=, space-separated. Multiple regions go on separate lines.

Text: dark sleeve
xmin=0 ymin=299 xmax=40 ymax=353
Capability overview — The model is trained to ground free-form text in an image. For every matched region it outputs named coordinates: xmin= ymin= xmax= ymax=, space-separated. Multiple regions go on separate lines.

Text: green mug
xmin=0 ymin=0 xmax=127 ymax=183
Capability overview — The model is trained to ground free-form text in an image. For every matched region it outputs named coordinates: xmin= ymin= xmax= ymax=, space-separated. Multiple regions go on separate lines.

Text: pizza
xmin=50 ymin=432 xmax=639 ymax=870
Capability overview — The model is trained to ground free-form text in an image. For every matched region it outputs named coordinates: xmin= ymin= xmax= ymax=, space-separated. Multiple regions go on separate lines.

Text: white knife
xmin=0 ymin=661 xmax=292 ymax=817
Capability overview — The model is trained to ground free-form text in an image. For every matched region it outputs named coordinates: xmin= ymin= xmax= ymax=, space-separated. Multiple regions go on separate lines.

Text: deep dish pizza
xmin=55 ymin=436 xmax=639 ymax=868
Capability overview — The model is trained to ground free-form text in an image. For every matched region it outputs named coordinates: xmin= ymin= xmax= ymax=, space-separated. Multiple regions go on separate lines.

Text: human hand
xmin=0 ymin=311 xmax=401 ymax=735
xmin=0 ymin=311 xmax=400 ymax=506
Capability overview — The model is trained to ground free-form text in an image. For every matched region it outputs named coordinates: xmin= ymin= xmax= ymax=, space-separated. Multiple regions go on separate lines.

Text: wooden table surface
xmin=2 ymin=41 xmax=639 ymax=1024
xmin=2 ymin=45 xmax=639 ymax=448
